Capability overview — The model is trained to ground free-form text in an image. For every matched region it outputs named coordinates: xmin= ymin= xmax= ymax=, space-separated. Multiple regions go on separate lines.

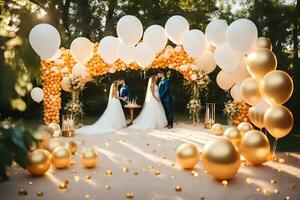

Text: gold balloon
xmin=237 ymin=122 xmax=253 ymax=136
xmin=239 ymin=130 xmax=270 ymax=165
xmin=202 ymin=139 xmax=240 ymax=180
xmin=224 ymin=127 xmax=242 ymax=147
xmin=248 ymin=100 xmax=269 ymax=129
xmin=211 ymin=123 xmax=224 ymax=136
xmin=80 ymin=148 xmax=98 ymax=168
xmin=46 ymin=138 xmax=64 ymax=153
xmin=48 ymin=123 xmax=61 ymax=137
xmin=176 ymin=143 xmax=199 ymax=169
xmin=240 ymin=77 xmax=261 ymax=105
xmin=27 ymin=149 xmax=51 ymax=176
xmin=246 ymin=48 xmax=277 ymax=80
xmin=260 ymin=70 xmax=294 ymax=105
xmin=34 ymin=125 xmax=53 ymax=149
xmin=255 ymin=37 xmax=272 ymax=50
xmin=51 ymin=146 xmax=71 ymax=169
xmin=65 ymin=141 xmax=77 ymax=154
xmin=264 ymin=105 xmax=294 ymax=138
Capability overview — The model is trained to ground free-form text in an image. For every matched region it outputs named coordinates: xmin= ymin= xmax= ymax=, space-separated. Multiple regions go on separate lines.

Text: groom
xmin=118 ymin=78 xmax=131 ymax=113
xmin=157 ymin=72 xmax=174 ymax=129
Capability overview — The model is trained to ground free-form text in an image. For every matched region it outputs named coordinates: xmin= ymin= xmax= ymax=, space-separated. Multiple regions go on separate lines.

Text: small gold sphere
xmin=211 ymin=123 xmax=224 ymax=136
xmin=237 ymin=122 xmax=253 ymax=136
xmin=176 ymin=143 xmax=199 ymax=169
xmin=65 ymin=141 xmax=77 ymax=154
xmin=224 ymin=127 xmax=242 ymax=147
xmin=80 ymin=148 xmax=98 ymax=168
xmin=51 ymin=146 xmax=71 ymax=169
xmin=27 ymin=149 xmax=51 ymax=176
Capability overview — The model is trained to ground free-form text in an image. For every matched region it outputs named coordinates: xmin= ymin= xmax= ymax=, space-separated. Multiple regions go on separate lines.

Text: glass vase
xmin=204 ymin=103 xmax=215 ymax=129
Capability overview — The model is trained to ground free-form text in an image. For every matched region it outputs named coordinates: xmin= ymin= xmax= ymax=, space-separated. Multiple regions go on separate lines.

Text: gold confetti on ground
xmin=152 ymin=150 xmax=157 ymax=153
xmin=85 ymin=175 xmax=91 ymax=180
xmin=126 ymin=192 xmax=134 ymax=199
xmin=72 ymin=169 xmax=77 ymax=173
xmin=105 ymin=143 xmax=110 ymax=147
xmin=105 ymin=170 xmax=113 ymax=176
xmin=222 ymin=180 xmax=228 ymax=187
xmin=270 ymin=179 xmax=277 ymax=184
xmin=73 ymin=176 xmax=80 ymax=182
xmin=36 ymin=191 xmax=44 ymax=196
xmin=256 ymin=188 xmax=261 ymax=192
xmin=133 ymin=171 xmax=139 ymax=175
xmin=246 ymin=178 xmax=252 ymax=184
xmin=285 ymin=196 xmax=290 ymax=200
xmin=170 ymin=175 xmax=175 ymax=179
xmin=171 ymin=163 xmax=176 ymax=167
xmin=262 ymin=189 xmax=270 ymax=195
xmin=155 ymin=171 xmax=161 ymax=176
xmin=274 ymin=189 xmax=279 ymax=194
xmin=175 ymin=185 xmax=182 ymax=192
xmin=290 ymin=184 xmax=296 ymax=189
xmin=59 ymin=180 xmax=69 ymax=189
xmin=18 ymin=188 xmax=28 ymax=196
xmin=200 ymin=196 xmax=205 ymax=200
xmin=162 ymin=156 xmax=167 ymax=159
xmin=190 ymin=170 xmax=198 ymax=177
xmin=122 ymin=167 xmax=129 ymax=172
xmin=28 ymin=181 xmax=33 ymax=185
xmin=278 ymin=158 xmax=285 ymax=163
xmin=105 ymin=185 xmax=111 ymax=190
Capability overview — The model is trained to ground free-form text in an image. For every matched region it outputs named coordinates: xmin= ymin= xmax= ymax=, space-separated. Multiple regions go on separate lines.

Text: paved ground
xmin=1 ymin=123 xmax=300 ymax=200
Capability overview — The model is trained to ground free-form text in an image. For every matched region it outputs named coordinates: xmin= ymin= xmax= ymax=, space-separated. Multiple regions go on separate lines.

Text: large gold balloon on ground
xmin=65 ymin=141 xmax=77 ymax=154
xmin=239 ymin=130 xmax=270 ymax=165
xmin=264 ymin=105 xmax=294 ymax=138
xmin=80 ymin=148 xmax=98 ymax=168
xmin=260 ymin=70 xmax=294 ymax=105
xmin=46 ymin=138 xmax=64 ymax=152
xmin=176 ymin=143 xmax=199 ymax=169
xmin=211 ymin=123 xmax=224 ymax=136
xmin=202 ymin=139 xmax=240 ymax=180
xmin=224 ymin=127 xmax=242 ymax=147
xmin=255 ymin=37 xmax=272 ymax=50
xmin=240 ymin=77 xmax=261 ymax=105
xmin=237 ymin=122 xmax=253 ymax=136
xmin=246 ymin=48 xmax=277 ymax=80
xmin=51 ymin=146 xmax=71 ymax=169
xmin=27 ymin=149 xmax=51 ymax=176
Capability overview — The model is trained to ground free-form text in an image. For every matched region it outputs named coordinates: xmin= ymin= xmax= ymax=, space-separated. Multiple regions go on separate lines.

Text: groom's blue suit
xmin=159 ymin=78 xmax=173 ymax=126
xmin=119 ymin=84 xmax=131 ymax=112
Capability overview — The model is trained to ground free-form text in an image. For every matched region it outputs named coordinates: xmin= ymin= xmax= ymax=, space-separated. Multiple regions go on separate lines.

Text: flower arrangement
xmin=61 ymin=74 xmax=85 ymax=92
xmin=63 ymin=100 xmax=84 ymax=122
xmin=188 ymin=70 xmax=211 ymax=91
xmin=223 ymin=100 xmax=240 ymax=122
xmin=187 ymin=99 xmax=201 ymax=124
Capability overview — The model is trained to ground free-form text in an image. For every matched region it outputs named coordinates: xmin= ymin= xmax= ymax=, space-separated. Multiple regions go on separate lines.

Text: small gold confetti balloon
xmin=202 ymin=139 xmax=240 ymax=180
xmin=224 ymin=127 xmax=242 ymax=147
xmin=46 ymin=138 xmax=64 ymax=153
xmin=211 ymin=123 xmax=224 ymax=136
xmin=80 ymin=148 xmax=98 ymax=168
xmin=176 ymin=143 xmax=199 ymax=169
xmin=237 ymin=122 xmax=253 ymax=136
xmin=27 ymin=149 xmax=51 ymax=176
xmin=65 ymin=141 xmax=77 ymax=154
xmin=51 ymin=146 xmax=71 ymax=169
xmin=239 ymin=130 xmax=270 ymax=165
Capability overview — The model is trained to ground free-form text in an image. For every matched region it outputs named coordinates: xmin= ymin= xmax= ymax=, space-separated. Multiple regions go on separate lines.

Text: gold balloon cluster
xmin=41 ymin=44 xmax=197 ymax=124
xmin=232 ymin=101 xmax=250 ymax=126
xmin=242 ymin=37 xmax=294 ymax=139
xmin=176 ymin=143 xmax=199 ymax=169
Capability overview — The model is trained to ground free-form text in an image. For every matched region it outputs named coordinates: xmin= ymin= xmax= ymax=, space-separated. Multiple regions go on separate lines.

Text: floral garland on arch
xmin=185 ymin=70 xmax=211 ymax=125
xmin=223 ymin=100 xmax=250 ymax=126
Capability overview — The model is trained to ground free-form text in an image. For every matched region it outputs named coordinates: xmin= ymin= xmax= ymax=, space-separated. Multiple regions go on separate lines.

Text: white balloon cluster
xmin=29 ymin=16 xmax=258 ymax=101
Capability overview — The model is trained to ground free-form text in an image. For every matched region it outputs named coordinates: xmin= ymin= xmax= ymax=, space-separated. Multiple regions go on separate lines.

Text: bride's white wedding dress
xmin=130 ymin=78 xmax=168 ymax=130
xmin=75 ymin=84 xmax=126 ymax=135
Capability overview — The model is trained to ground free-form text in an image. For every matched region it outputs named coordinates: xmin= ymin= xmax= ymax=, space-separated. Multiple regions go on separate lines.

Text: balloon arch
xmin=30 ymin=15 xmax=294 ymax=141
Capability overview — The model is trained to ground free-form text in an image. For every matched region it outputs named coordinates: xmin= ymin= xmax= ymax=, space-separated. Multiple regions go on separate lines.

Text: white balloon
xmin=98 ymin=36 xmax=120 ymax=64
xmin=30 ymin=87 xmax=44 ymax=103
xmin=226 ymin=19 xmax=258 ymax=53
xmin=61 ymin=77 xmax=71 ymax=92
xmin=230 ymin=84 xmax=243 ymax=102
xmin=29 ymin=24 xmax=61 ymax=59
xmin=47 ymin=49 xmax=61 ymax=62
xmin=133 ymin=43 xmax=155 ymax=69
xmin=182 ymin=29 xmax=207 ymax=59
xmin=195 ymin=50 xmax=216 ymax=73
xmin=216 ymin=70 xmax=234 ymax=90
xmin=117 ymin=42 xmax=135 ymax=64
xmin=205 ymin=19 xmax=228 ymax=47
xmin=72 ymin=63 xmax=88 ymax=79
xmin=143 ymin=25 xmax=168 ymax=53
xmin=230 ymin=58 xmax=250 ymax=84
xmin=165 ymin=15 xmax=189 ymax=45
xmin=252 ymin=99 xmax=270 ymax=113
xmin=70 ymin=37 xmax=93 ymax=64
xmin=117 ymin=15 xmax=143 ymax=47
xmin=214 ymin=42 xmax=242 ymax=72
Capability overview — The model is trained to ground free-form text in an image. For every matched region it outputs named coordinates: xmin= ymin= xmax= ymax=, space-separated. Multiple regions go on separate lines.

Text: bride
xmin=130 ymin=75 xmax=167 ymax=130
xmin=76 ymin=81 xmax=126 ymax=134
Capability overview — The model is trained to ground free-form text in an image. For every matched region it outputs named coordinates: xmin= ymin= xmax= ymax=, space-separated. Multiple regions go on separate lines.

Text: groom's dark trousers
xmin=159 ymin=79 xmax=174 ymax=126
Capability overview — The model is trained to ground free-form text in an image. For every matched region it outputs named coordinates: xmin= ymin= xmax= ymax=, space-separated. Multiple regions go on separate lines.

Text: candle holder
xmin=204 ymin=103 xmax=215 ymax=129
xmin=62 ymin=114 xmax=75 ymax=137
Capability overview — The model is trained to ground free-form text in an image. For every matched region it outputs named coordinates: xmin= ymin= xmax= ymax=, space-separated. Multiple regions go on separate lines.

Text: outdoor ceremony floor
xmin=1 ymin=122 xmax=300 ymax=200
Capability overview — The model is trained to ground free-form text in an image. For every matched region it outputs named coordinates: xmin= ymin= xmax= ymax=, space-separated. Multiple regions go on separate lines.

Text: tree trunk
xmin=104 ymin=0 xmax=117 ymax=35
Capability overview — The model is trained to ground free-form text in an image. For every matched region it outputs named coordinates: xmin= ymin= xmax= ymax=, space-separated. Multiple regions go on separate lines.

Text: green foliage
xmin=0 ymin=119 xmax=37 ymax=181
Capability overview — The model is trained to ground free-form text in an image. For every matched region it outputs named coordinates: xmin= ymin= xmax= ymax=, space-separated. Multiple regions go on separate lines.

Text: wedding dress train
xmin=130 ymin=78 xmax=168 ymax=130
xmin=75 ymin=84 xmax=126 ymax=135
